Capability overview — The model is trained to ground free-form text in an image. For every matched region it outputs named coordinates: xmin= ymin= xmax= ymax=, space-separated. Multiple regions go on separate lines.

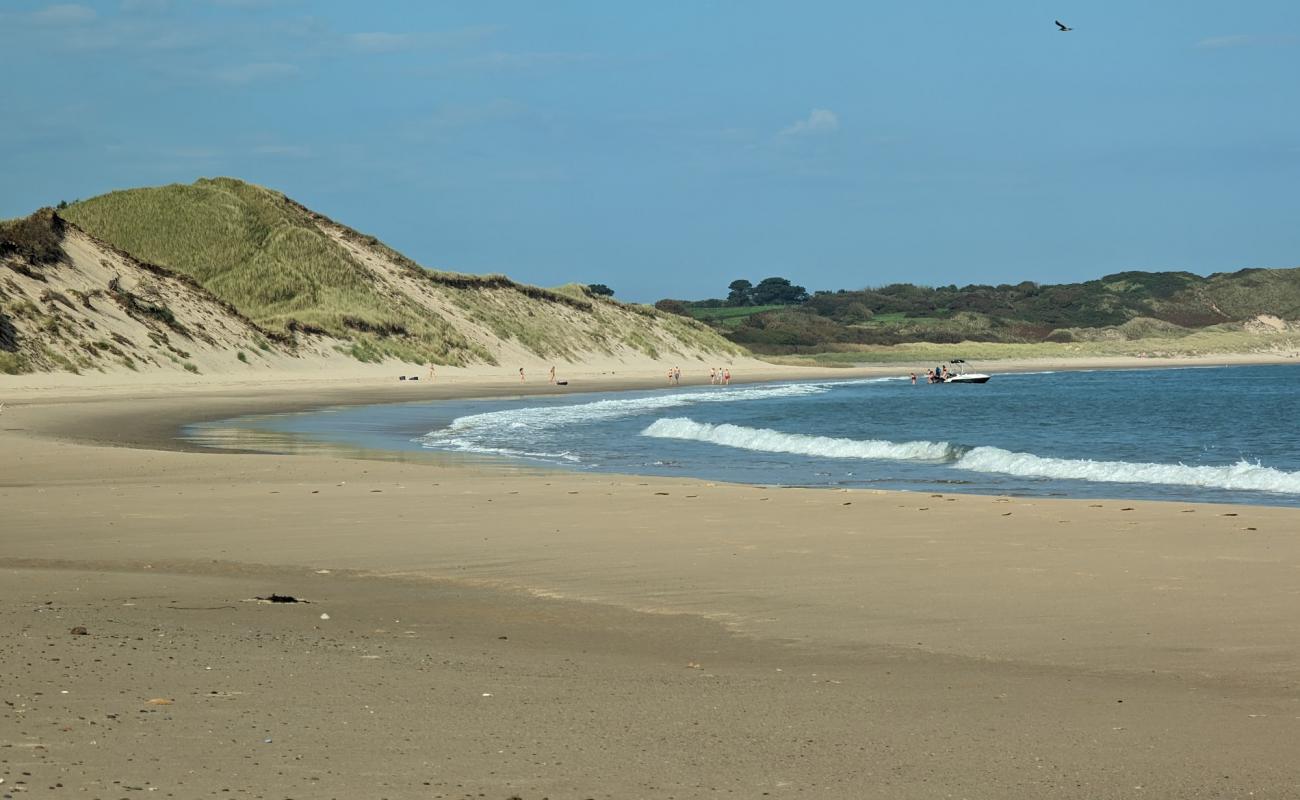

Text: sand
xmin=2 ymin=361 xmax=1299 ymax=798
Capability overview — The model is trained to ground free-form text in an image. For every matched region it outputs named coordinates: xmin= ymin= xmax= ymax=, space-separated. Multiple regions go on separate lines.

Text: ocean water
xmin=186 ymin=364 xmax=1300 ymax=506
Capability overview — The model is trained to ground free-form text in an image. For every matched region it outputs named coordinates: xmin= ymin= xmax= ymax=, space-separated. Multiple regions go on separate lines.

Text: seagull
xmin=1055 ymin=20 xmax=1073 ymax=32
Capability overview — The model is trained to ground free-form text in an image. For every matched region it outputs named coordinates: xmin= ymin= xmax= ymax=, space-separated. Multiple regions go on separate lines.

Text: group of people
xmin=515 ymin=365 xmax=736 ymax=386
xmin=909 ymin=365 xmax=950 ymax=384
xmin=516 ymin=366 xmax=561 ymax=383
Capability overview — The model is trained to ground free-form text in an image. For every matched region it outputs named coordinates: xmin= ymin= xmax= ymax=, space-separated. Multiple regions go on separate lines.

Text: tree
xmin=726 ymin=279 xmax=753 ymax=306
xmin=750 ymin=276 xmax=809 ymax=305
xmin=586 ymin=283 xmax=614 ymax=297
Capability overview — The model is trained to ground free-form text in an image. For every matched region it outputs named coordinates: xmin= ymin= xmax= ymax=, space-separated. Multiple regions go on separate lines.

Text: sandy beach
xmin=3 ymin=359 xmax=1299 ymax=799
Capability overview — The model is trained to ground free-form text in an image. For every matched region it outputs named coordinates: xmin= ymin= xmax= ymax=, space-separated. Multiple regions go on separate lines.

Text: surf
xmin=641 ymin=418 xmax=1300 ymax=495
xmin=417 ymin=383 xmax=833 ymax=461
xmin=641 ymin=418 xmax=959 ymax=462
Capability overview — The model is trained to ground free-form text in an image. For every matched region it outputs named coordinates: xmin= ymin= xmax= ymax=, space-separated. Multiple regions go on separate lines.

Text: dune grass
xmin=62 ymin=178 xmax=740 ymax=366
xmin=64 ymin=179 xmax=497 ymax=365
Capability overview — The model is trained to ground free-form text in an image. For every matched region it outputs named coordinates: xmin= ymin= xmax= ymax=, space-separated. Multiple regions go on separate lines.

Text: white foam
xmin=641 ymin=418 xmax=957 ymax=462
xmin=424 ymin=383 xmax=829 ymax=439
xmin=418 ymin=383 xmax=832 ymax=460
xmin=953 ymin=447 xmax=1300 ymax=495
xmin=640 ymin=418 xmax=1300 ymax=495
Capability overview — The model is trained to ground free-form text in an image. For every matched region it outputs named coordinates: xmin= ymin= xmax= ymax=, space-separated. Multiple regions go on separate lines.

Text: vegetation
xmin=766 ymin=326 xmax=1300 ymax=367
xmin=725 ymin=277 xmax=809 ymax=306
xmin=59 ymin=177 xmax=738 ymax=367
xmin=0 ymin=208 xmax=68 ymax=265
xmin=665 ymin=270 xmax=1300 ymax=355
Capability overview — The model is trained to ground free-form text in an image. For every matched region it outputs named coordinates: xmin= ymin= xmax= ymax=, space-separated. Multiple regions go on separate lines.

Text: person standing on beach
xmin=519 ymin=367 xmax=525 ymax=382
xmin=723 ymin=368 xmax=730 ymax=385
xmin=428 ymin=363 xmax=436 ymax=382
xmin=709 ymin=367 xmax=716 ymax=384
xmin=549 ymin=365 xmax=556 ymax=384
xmin=674 ymin=366 xmax=682 ymax=385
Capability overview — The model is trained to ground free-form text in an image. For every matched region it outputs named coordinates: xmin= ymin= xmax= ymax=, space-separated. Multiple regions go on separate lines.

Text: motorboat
xmin=943 ymin=359 xmax=991 ymax=384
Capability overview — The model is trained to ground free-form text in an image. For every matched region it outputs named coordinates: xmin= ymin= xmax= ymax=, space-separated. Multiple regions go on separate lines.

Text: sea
xmin=185 ymin=364 xmax=1300 ymax=507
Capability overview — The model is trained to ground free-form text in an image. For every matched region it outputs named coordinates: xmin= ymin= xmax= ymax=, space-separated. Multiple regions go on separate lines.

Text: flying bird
xmin=1055 ymin=20 xmax=1073 ymax=32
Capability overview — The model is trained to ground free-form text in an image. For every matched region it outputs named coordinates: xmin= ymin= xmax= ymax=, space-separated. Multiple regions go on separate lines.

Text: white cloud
xmin=28 ymin=4 xmax=97 ymax=25
xmin=780 ymin=108 xmax=839 ymax=137
xmin=215 ymin=61 xmax=301 ymax=84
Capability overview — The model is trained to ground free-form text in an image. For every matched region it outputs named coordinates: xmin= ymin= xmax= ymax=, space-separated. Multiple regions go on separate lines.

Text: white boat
xmin=943 ymin=359 xmax=991 ymax=384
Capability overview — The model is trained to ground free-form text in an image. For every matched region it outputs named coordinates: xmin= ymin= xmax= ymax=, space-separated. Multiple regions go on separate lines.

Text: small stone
xmin=69 ymin=626 xmax=89 ymax=636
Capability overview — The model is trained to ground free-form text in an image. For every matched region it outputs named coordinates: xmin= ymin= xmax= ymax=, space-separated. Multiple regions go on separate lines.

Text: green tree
xmin=750 ymin=276 xmax=809 ymax=305
xmin=726 ymin=279 xmax=753 ymax=306
xmin=586 ymin=283 xmax=614 ymax=297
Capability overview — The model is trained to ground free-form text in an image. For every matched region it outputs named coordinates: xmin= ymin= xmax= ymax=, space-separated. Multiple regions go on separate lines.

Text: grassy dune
xmin=62 ymin=178 xmax=738 ymax=366
xmin=63 ymin=178 xmax=490 ymax=364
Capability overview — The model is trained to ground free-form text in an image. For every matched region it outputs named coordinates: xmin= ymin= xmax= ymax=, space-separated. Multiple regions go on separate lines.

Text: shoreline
xmin=4 ymin=351 xmax=1294 ymax=454
xmin=5 ymin=355 xmax=1300 ymax=797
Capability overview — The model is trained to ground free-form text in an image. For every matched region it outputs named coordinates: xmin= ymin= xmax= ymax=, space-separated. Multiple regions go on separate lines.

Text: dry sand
xmin=2 ymin=361 xmax=1299 ymax=799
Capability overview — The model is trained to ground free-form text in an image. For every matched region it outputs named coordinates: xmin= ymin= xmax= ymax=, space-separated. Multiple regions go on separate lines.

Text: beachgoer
xmin=519 ymin=367 xmax=525 ymax=382
xmin=428 ymin=363 xmax=436 ymax=382
xmin=674 ymin=366 xmax=681 ymax=385
xmin=910 ymin=372 xmax=916 ymax=385
xmin=709 ymin=367 xmax=716 ymax=384
xmin=549 ymin=365 xmax=556 ymax=384
xmin=723 ymin=368 xmax=730 ymax=385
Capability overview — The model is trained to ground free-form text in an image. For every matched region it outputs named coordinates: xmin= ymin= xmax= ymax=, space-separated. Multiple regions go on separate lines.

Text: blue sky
xmin=2 ymin=1 xmax=1298 ymax=301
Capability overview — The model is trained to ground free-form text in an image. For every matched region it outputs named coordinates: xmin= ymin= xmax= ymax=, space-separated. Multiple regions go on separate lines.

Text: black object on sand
xmin=259 ymin=594 xmax=302 ymax=603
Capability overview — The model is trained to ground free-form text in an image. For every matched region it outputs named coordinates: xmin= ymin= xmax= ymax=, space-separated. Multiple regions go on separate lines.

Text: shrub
xmin=654 ymin=299 xmax=691 ymax=316
xmin=0 ymin=208 xmax=67 ymax=264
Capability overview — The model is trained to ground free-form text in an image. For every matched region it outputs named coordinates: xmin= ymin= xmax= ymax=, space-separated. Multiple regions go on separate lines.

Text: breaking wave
xmin=641 ymin=418 xmax=1300 ymax=495
xmin=417 ymin=383 xmax=833 ymax=461
xmin=953 ymin=447 xmax=1300 ymax=495
xmin=641 ymin=418 xmax=959 ymax=462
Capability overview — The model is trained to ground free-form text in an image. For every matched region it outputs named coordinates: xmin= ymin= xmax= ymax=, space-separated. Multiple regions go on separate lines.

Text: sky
xmin=2 ymin=1 xmax=1298 ymax=302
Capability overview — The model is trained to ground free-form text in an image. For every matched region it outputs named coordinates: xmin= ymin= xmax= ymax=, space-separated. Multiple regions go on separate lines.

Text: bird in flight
xmin=1055 ymin=20 xmax=1073 ymax=32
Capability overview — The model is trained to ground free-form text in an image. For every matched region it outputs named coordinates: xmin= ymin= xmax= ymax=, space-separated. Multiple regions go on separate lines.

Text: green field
xmin=689 ymin=304 xmax=786 ymax=321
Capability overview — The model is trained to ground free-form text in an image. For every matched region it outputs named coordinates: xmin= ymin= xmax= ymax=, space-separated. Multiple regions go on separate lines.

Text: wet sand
xmin=2 ymin=369 xmax=1299 ymax=798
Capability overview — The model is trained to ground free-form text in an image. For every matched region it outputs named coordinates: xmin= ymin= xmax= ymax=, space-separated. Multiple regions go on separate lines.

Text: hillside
xmin=1 ymin=178 xmax=740 ymax=376
xmin=1 ymin=209 xmax=299 ymax=375
xmin=671 ymin=268 xmax=1300 ymax=353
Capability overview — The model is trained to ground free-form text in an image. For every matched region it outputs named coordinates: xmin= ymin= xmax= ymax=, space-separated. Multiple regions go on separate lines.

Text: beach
xmin=3 ymin=360 xmax=1299 ymax=798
